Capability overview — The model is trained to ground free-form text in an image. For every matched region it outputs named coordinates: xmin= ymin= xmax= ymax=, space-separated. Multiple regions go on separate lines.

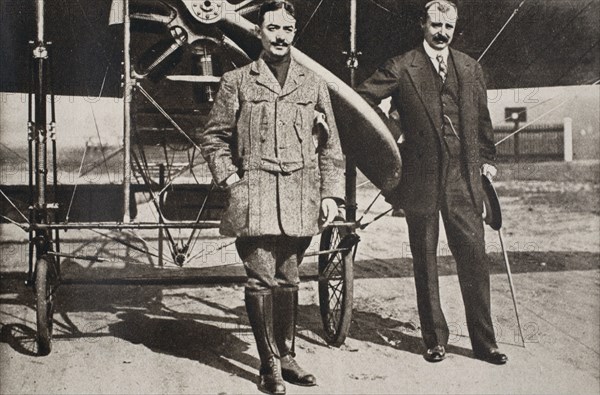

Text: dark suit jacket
xmin=356 ymin=46 xmax=496 ymax=214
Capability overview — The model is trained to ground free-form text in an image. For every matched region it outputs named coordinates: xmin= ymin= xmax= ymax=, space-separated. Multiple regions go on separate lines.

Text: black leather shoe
xmin=280 ymin=355 xmax=317 ymax=386
xmin=273 ymin=288 xmax=317 ymax=387
xmin=424 ymin=345 xmax=446 ymax=362
xmin=259 ymin=356 xmax=286 ymax=394
xmin=476 ymin=348 xmax=508 ymax=365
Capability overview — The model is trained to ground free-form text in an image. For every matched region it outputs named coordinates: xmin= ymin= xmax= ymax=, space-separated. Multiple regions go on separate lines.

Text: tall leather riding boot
xmin=273 ymin=287 xmax=317 ymax=386
xmin=245 ymin=289 xmax=286 ymax=395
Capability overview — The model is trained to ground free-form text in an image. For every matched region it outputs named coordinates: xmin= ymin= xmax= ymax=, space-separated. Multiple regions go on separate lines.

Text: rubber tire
xmin=35 ymin=255 xmax=56 ymax=356
xmin=318 ymin=224 xmax=355 ymax=347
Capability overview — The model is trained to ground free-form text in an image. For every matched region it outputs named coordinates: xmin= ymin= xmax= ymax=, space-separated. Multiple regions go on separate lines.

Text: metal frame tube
xmin=46 ymin=43 xmax=61 ymax=271
xmin=34 ymin=0 xmax=50 ymax=259
xmin=123 ymin=0 xmax=132 ymax=222
xmin=35 ymin=57 xmax=47 ymax=207
xmin=27 ymin=220 xmax=356 ymax=231
xmin=27 ymin=42 xmax=35 ymax=282
xmin=29 ymin=221 xmax=222 ymax=230
xmin=345 ymin=0 xmax=358 ymax=222
xmin=36 ymin=0 xmax=44 ymax=43
xmin=350 ymin=0 xmax=357 ymax=59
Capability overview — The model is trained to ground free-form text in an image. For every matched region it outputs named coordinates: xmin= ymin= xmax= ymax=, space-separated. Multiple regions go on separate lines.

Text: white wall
xmin=2 ymin=85 xmax=599 ymax=158
xmin=487 ymin=85 xmax=599 ymax=160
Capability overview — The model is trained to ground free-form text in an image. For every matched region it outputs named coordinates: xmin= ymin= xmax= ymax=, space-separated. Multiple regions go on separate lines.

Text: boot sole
xmin=283 ymin=380 xmax=317 ymax=387
xmin=257 ymin=384 xmax=286 ymax=395
xmin=282 ymin=374 xmax=317 ymax=386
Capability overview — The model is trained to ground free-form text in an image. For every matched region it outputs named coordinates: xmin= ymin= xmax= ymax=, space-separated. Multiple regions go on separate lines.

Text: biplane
xmin=0 ymin=0 xmax=598 ymax=356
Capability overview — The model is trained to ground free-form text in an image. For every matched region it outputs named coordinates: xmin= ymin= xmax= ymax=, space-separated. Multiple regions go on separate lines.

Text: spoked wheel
xmin=318 ymin=220 xmax=359 ymax=346
xmin=35 ymin=254 xmax=58 ymax=356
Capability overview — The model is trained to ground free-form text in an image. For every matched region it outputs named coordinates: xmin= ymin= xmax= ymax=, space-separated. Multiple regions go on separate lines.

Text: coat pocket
xmin=292 ymin=99 xmax=315 ymax=141
xmin=219 ymin=177 xmax=249 ymax=236
xmin=293 ymin=107 xmax=305 ymax=143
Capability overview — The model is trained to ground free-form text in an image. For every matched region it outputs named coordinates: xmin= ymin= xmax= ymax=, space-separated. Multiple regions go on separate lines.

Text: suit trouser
xmin=405 ymin=136 xmax=497 ymax=354
xmin=236 ymin=236 xmax=312 ymax=291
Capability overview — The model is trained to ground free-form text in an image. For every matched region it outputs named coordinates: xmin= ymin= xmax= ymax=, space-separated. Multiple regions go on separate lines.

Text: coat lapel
xmin=280 ymin=57 xmax=306 ymax=98
xmin=407 ymin=48 xmax=443 ymax=134
xmin=250 ymin=55 xmax=306 ymax=98
xmin=252 ymin=58 xmax=281 ymax=96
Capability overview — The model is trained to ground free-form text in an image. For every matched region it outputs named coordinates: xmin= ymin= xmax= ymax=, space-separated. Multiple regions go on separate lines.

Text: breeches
xmin=236 ymin=235 xmax=312 ymax=291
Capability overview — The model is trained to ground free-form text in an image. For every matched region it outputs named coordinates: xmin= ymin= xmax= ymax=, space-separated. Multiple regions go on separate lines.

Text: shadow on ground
xmin=354 ymin=250 xmax=600 ymax=279
xmin=1 ymin=249 xmax=597 ymax=372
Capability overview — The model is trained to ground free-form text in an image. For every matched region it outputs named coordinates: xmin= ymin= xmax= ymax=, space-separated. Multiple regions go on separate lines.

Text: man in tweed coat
xmin=200 ymin=1 xmax=344 ymax=393
xmin=356 ymin=0 xmax=507 ymax=365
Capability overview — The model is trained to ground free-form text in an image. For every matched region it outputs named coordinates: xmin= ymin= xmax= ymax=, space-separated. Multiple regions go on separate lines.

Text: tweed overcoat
xmin=356 ymin=46 xmax=496 ymax=215
xmin=200 ymin=56 xmax=345 ymax=237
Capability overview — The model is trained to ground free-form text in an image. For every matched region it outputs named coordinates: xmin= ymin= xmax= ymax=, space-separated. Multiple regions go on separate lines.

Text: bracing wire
xmin=494 ymin=98 xmax=570 ymax=146
xmin=358 ymin=191 xmax=382 ymax=223
xmin=233 ymin=0 xmax=256 ymax=11
xmin=478 ymin=0 xmax=526 ymax=62
xmin=1 ymin=214 xmax=27 ymax=230
xmin=87 ymin=228 xmax=166 ymax=262
xmin=127 ymin=231 xmax=163 ymax=257
xmin=65 ymin=144 xmax=90 ymax=222
xmin=80 ymin=147 xmax=124 ymax=178
xmin=0 ymin=189 xmax=30 ymax=224
xmin=187 ymin=239 xmax=237 ymax=264
xmin=0 ymin=143 xmax=28 ymax=162
xmin=186 ymin=183 xmax=216 ymax=257
xmin=494 ymin=41 xmax=600 ymax=146
xmin=359 ymin=208 xmax=394 ymax=230
xmin=515 ymin=0 xmax=595 ymax=83
xmin=294 ymin=0 xmax=326 ymax=45
xmin=126 ymin=162 xmax=175 ymax=265
xmin=136 ymin=85 xmax=202 ymax=152
xmin=88 ymin=61 xmax=115 ymax=183
xmin=366 ymin=0 xmax=399 ymax=16
xmin=552 ymin=39 xmax=600 ymax=86
xmin=88 ymin=102 xmax=112 ymax=184
xmin=61 ymin=0 xmax=119 ymax=205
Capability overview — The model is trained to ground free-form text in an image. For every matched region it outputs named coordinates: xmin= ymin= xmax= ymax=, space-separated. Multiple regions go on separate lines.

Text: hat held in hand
xmin=481 ymin=174 xmax=502 ymax=230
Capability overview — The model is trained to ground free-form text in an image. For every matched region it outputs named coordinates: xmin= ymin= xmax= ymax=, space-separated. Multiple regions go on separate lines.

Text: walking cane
xmin=498 ymin=227 xmax=526 ymax=347
xmin=481 ymin=174 xmax=526 ymax=347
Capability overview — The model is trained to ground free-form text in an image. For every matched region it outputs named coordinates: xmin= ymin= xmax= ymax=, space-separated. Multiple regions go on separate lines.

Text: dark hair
xmin=259 ymin=0 xmax=296 ymax=25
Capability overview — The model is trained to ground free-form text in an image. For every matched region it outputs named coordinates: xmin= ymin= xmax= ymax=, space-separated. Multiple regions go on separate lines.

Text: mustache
xmin=433 ymin=33 xmax=449 ymax=43
xmin=271 ymin=40 xmax=290 ymax=47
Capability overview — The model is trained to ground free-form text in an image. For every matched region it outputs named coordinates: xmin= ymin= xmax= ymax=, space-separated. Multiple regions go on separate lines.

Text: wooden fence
xmin=493 ymin=123 xmax=566 ymax=161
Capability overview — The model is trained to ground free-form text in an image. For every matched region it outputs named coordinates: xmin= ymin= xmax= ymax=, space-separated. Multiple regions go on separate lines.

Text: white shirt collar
xmin=423 ymin=40 xmax=449 ymax=72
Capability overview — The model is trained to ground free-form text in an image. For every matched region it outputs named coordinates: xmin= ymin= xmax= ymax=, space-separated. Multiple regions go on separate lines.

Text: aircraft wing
xmin=1 ymin=0 xmax=598 ymax=97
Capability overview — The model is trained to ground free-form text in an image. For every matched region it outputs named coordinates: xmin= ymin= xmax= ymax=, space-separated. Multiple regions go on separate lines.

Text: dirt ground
xmin=1 ymin=160 xmax=599 ymax=394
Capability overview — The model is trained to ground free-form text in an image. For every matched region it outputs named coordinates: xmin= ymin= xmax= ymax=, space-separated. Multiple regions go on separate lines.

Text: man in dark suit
xmin=356 ymin=0 xmax=507 ymax=365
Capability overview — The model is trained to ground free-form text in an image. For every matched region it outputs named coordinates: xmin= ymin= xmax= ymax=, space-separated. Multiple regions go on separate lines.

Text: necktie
xmin=436 ymin=54 xmax=447 ymax=83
